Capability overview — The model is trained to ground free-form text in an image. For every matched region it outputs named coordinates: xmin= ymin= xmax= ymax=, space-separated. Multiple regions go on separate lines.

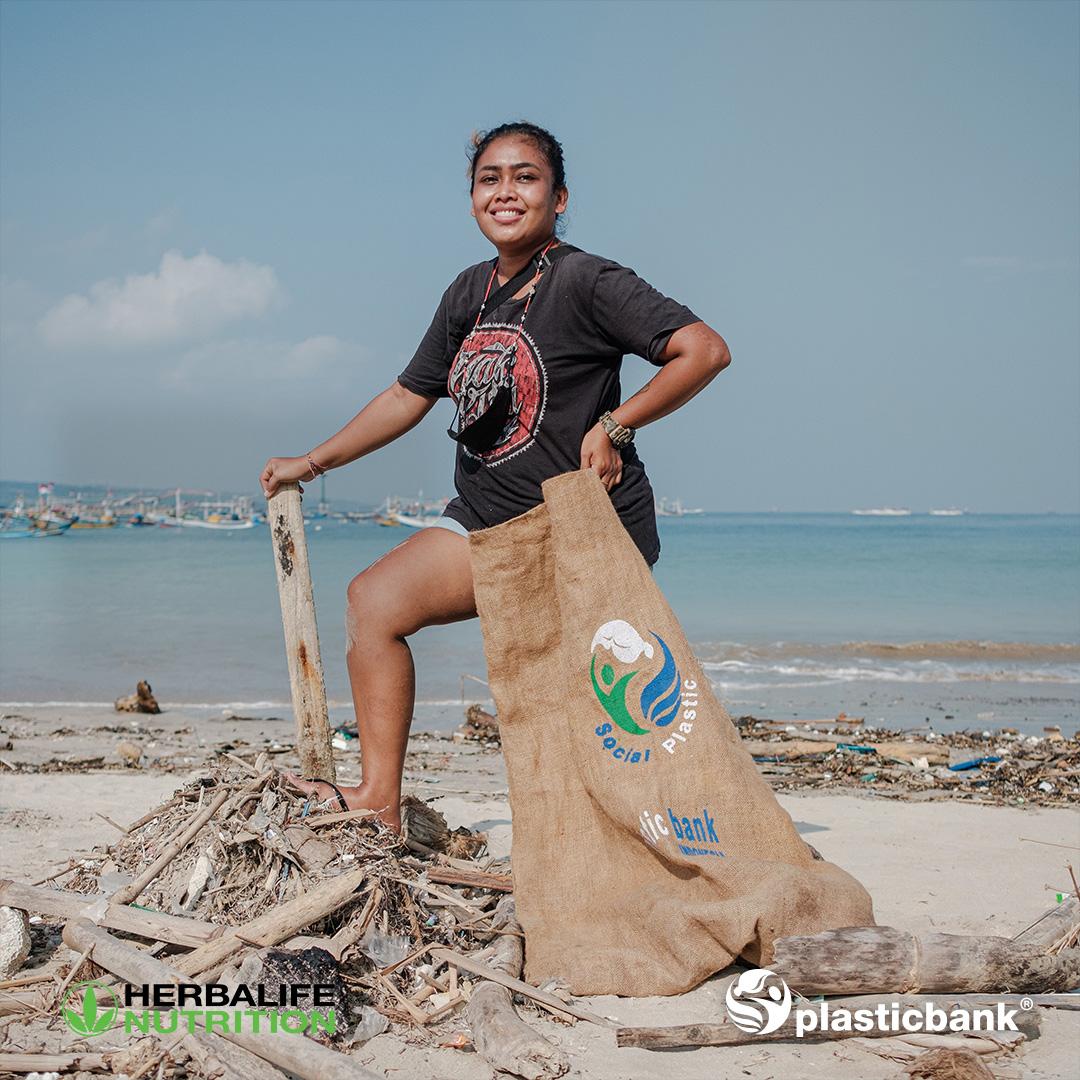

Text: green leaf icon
xmin=62 ymin=981 xmax=118 ymax=1037
xmin=82 ymin=984 xmax=98 ymax=1030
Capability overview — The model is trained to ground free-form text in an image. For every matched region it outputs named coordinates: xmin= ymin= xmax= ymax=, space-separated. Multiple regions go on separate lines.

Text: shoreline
xmin=1 ymin=703 xmax=1077 ymax=806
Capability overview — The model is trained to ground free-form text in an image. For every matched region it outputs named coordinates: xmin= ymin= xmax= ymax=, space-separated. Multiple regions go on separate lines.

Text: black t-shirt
xmin=397 ymin=248 xmax=699 ymax=566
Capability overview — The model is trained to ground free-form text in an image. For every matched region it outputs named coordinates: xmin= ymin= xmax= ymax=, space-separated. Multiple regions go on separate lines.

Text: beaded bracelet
xmin=306 ymin=453 xmax=326 ymax=481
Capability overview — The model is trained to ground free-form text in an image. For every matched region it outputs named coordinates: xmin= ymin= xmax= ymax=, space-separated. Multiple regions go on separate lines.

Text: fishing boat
xmin=0 ymin=504 xmax=71 ymax=539
xmin=394 ymin=512 xmax=444 ymax=529
xmin=655 ymin=497 xmax=704 ymax=517
xmin=0 ymin=520 xmax=70 ymax=538
xmin=155 ymin=491 xmax=259 ymax=529
xmin=22 ymin=484 xmax=78 ymax=529
xmin=0 ymin=494 xmax=72 ymax=537
xmin=303 ymin=475 xmax=332 ymax=522
xmin=374 ymin=492 xmax=449 ymax=528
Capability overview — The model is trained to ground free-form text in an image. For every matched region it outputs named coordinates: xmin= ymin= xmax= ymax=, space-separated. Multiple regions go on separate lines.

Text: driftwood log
xmin=0 ymin=879 xmax=220 ymax=948
xmin=63 ymin=918 xmax=380 ymax=1080
xmin=180 ymin=1031 xmax=288 ymax=1080
xmin=114 ymin=680 xmax=160 ymax=714
xmin=267 ymin=482 xmax=335 ymax=782
xmin=433 ymin=948 xmax=612 ymax=1027
xmin=0 ymin=1052 xmax=113 ymax=1073
xmin=616 ymin=992 xmax=1043 ymax=1048
xmin=0 ymin=1039 xmax=286 ymax=1080
xmin=769 ymin=925 xmax=1080 ymax=994
xmin=461 ymin=704 xmax=500 ymax=739
xmin=427 ymin=867 xmax=514 ymax=893
xmin=400 ymin=796 xmax=450 ymax=850
xmin=173 ymin=867 xmax=368 ymax=978
xmin=466 ymin=897 xmax=569 ymax=1079
xmin=1012 ymin=896 xmax=1080 ymax=948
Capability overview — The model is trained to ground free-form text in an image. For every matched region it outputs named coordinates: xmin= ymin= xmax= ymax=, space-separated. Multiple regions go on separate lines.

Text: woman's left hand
xmin=580 ymin=424 xmax=623 ymax=492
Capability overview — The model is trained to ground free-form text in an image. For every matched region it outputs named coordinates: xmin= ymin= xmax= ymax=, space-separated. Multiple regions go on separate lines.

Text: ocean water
xmin=1 ymin=496 xmax=1077 ymax=734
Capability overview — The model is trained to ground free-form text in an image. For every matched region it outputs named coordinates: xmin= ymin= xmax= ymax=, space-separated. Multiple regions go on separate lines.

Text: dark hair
xmin=468 ymin=121 xmax=567 ymax=193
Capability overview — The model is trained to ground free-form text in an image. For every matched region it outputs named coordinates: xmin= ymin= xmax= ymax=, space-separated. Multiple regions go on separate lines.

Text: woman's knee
xmin=346 ymin=570 xmax=399 ymax=645
xmin=345 ymin=533 xmax=476 ymax=647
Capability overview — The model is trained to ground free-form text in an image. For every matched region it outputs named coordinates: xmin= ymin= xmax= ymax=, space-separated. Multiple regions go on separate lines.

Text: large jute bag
xmin=468 ymin=469 xmax=875 ymax=996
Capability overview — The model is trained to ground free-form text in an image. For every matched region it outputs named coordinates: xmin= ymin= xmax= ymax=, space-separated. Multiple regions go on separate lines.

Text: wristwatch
xmin=598 ymin=411 xmax=634 ymax=448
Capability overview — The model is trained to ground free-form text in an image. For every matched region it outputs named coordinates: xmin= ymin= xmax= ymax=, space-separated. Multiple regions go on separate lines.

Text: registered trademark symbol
xmin=1019 ymin=996 xmax=1034 ymax=1011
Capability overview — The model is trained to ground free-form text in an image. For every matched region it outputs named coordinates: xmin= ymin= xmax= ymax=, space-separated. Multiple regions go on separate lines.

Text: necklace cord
xmin=471 ymin=239 xmax=558 ymax=331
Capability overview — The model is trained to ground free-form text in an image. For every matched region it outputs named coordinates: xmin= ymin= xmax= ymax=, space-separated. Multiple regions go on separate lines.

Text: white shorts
xmin=428 ymin=514 xmax=468 ymax=538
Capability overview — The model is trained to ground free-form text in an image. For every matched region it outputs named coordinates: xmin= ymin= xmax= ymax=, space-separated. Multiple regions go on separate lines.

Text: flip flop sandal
xmin=302 ymin=777 xmax=349 ymax=813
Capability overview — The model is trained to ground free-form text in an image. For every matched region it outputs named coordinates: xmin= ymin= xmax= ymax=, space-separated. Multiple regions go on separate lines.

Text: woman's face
xmin=470 ymin=135 xmax=568 ymax=253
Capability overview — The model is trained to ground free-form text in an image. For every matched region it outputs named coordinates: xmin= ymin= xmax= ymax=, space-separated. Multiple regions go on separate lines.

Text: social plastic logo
xmin=724 ymin=968 xmax=792 ymax=1035
xmin=590 ymin=620 xmax=682 ymax=735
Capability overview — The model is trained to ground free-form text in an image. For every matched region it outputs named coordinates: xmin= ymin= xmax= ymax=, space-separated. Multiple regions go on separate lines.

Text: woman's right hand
xmin=260 ymin=456 xmax=313 ymax=498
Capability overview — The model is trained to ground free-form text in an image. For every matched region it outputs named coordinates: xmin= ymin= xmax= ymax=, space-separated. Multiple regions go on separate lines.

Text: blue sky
xmin=1 ymin=0 xmax=1077 ymax=511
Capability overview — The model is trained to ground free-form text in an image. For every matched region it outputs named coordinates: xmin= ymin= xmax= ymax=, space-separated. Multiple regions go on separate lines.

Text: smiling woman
xmin=258 ymin=120 xmax=731 ymax=827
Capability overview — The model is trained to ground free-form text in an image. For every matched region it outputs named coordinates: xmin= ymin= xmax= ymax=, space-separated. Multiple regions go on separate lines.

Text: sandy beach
xmin=0 ymin=704 xmax=1077 ymax=1079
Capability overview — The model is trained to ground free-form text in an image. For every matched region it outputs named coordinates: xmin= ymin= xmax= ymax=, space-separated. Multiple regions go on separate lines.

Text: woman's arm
xmin=580 ymin=322 xmax=731 ymax=490
xmin=260 ymin=382 xmax=438 ymax=497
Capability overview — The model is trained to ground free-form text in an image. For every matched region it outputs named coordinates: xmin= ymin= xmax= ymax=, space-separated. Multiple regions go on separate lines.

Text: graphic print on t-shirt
xmin=447 ymin=323 xmax=547 ymax=464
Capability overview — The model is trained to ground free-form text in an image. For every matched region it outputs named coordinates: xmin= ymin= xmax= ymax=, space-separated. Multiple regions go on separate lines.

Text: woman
xmin=260 ymin=122 xmax=730 ymax=830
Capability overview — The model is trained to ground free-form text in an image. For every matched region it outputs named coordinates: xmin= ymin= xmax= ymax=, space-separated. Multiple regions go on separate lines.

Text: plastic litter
xmin=947 ymin=756 xmax=1003 ymax=772
xmin=360 ymin=928 xmax=413 ymax=968
xmin=348 ymin=1005 xmax=389 ymax=1044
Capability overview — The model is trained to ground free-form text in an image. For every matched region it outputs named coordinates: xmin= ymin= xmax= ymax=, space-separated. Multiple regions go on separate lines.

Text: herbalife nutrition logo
xmin=61 ymin=979 xmax=337 ymax=1038
xmin=62 ymin=980 xmax=120 ymax=1037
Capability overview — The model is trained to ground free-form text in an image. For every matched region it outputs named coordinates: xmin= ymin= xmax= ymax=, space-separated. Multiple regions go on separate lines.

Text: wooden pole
xmin=267 ymin=483 xmax=335 ymax=783
xmin=62 ymin=919 xmax=380 ymax=1080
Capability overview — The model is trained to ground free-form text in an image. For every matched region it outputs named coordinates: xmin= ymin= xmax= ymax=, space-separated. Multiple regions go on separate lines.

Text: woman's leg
xmin=285 ymin=526 xmax=476 ymax=830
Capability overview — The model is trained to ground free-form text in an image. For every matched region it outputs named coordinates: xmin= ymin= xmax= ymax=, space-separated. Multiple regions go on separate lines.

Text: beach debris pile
xmin=114 ymin=679 xmax=161 ymax=714
xmin=734 ymin=715 xmax=1079 ymax=807
xmin=455 ymin=703 xmax=501 ymax=747
xmin=0 ymin=759 xmax=577 ymax=1080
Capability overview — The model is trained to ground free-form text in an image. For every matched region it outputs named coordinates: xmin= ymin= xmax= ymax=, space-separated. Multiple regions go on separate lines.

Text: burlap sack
xmin=468 ymin=469 xmax=875 ymax=996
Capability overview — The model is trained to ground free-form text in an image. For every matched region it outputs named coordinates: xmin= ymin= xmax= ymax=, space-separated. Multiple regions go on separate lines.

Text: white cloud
xmin=38 ymin=249 xmax=282 ymax=349
xmin=287 ymin=334 xmax=343 ymax=371
xmin=164 ymin=334 xmax=356 ymax=388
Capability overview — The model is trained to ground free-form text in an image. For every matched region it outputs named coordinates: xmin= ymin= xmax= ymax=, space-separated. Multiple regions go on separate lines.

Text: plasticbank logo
xmin=724 ymin=968 xmax=1032 ymax=1038
xmin=725 ymin=969 xmax=792 ymax=1034
xmin=63 ymin=980 xmax=120 ymax=1037
xmin=589 ymin=620 xmax=699 ymax=765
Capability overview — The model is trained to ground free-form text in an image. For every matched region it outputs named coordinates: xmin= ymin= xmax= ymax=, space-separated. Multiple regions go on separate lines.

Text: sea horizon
xmin=2 ymin=477 xmax=1077 ymax=517
xmin=2 ymin=491 xmax=1076 ymax=735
